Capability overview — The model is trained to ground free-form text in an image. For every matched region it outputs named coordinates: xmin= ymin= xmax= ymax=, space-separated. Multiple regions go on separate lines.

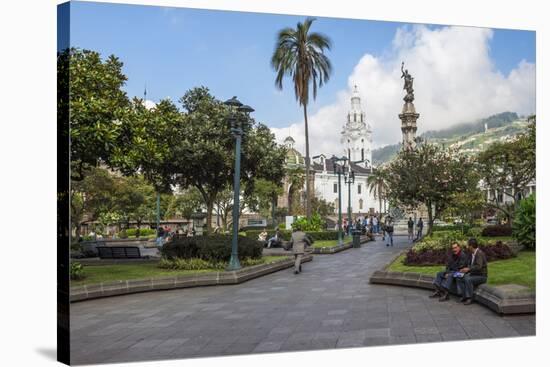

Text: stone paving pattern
xmin=71 ymin=236 xmax=535 ymax=365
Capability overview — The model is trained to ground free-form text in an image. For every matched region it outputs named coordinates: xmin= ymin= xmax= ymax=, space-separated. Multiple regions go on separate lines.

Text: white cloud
xmin=271 ymin=25 xmax=535 ymax=156
xmin=143 ymin=99 xmax=157 ymax=110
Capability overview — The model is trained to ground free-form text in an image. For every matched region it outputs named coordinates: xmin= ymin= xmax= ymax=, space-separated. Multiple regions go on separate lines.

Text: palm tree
xmin=367 ymin=169 xmax=388 ymax=214
xmin=271 ymin=18 xmax=332 ymax=219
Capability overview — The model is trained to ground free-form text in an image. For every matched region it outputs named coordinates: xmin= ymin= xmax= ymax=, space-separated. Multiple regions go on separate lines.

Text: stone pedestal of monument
xmin=399 ymin=101 xmax=419 ymax=151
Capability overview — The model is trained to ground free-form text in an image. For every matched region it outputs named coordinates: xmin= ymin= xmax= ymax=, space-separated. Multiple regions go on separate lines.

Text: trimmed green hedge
xmin=244 ymin=230 xmax=338 ymax=241
xmin=161 ymin=234 xmax=263 ymax=262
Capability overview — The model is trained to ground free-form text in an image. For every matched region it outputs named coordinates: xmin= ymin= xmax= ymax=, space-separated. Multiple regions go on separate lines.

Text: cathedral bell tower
xmin=340 ymin=85 xmax=372 ymax=168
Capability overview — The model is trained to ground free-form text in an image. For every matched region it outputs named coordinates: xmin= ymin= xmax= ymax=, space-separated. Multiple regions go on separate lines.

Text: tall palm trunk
xmin=303 ymin=104 xmax=311 ymax=219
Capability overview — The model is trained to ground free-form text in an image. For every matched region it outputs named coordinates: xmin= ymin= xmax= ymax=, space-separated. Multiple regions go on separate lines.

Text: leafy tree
xmin=513 ymin=194 xmax=536 ymax=249
xmin=443 ymin=189 xmax=486 ymax=227
xmin=477 ymin=118 xmax=535 ymax=225
xmin=70 ymin=167 xmax=119 ymax=237
xmin=310 ymin=196 xmax=335 ymax=218
xmin=286 ymin=166 xmax=305 ymax=215
xmin=367 ymin=169 xmax=388 ymax=214
xmin=171 ymin=87 xmax=286 ymax=233
xmin=164 ymin=188 xmax=204 ymax=220
xmin=63 ymin=48 xmax=130 ymax=181
xmin=272 ymin=18 xmax=332 ymax=219
xmin=115 ymin=175 xmax=156 ymax=236
xmin=385 ymin=144 xmax=478 ymax=236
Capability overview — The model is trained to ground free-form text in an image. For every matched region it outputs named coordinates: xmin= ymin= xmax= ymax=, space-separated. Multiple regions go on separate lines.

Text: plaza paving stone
xmin=70 ymin=235 xmax=535 ymax=365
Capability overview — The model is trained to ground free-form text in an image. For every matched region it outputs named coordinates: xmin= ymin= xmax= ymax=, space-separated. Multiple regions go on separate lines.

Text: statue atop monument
xmin=401 ymin=61 xmax=414 ymax=103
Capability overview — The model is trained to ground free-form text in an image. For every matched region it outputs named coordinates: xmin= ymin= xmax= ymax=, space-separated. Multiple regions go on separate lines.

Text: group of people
xmin=258 ymin=228 xmax=284 ymax=248
xmin=407 ymin=216 xmax=424 ymax=243
xmin=431 ymin=238 xmax=488 ymax=305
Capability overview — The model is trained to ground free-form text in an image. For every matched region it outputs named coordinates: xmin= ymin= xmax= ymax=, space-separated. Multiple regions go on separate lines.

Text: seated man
xmin=266 ymin=228 xmax=281 ymax=248
xmin=456 ymin=238 xmax=488 ymax=305
xmin=431 ymin=242 xmax=469 ymax=302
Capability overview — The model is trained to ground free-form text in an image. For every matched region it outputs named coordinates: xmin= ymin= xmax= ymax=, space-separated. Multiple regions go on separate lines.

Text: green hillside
xmin=372 ymin=112 xmax=527 ymax=165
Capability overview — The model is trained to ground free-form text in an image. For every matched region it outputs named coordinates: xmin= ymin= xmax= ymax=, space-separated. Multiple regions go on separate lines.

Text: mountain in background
xmin=372 ymin=112 xmax=528 ymax=165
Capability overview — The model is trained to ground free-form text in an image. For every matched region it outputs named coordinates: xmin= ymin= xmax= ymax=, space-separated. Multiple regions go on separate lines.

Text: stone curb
xmin=70 ymin=255 xmax=313 ymax=303
xmin=311 ymin=236 xmax=372 ymax=254
xmin=369 ymin=270 xmax=535 ymax=315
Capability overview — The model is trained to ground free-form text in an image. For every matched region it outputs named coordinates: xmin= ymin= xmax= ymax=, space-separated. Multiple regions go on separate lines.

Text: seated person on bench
xmin=430 ymin=241 xmax=469 ymax=302
xmin=456 ymin=238 xmax=488 ymax=305
xmin=266 ymin=228 xmax=282 ymax=248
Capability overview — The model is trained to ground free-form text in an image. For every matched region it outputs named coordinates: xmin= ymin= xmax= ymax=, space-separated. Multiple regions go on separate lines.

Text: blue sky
xmin=66 ymin=1 xmax=535 ymax=149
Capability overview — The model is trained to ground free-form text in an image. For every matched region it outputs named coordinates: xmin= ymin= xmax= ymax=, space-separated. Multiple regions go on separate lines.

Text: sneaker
xmin=429 ymin=291 xmax=440 ymax=299
xmin=456 ymin=297 xmax=467 ymax=303
xmin=386 ymin=244 xmax=389 ymax=247
xmin=294 ymin=270 xmax=299 ymax=275
xmin=438 ymin=293 xmax=449 ymax=302
xmin=463 ymin=298 xmax=473 ymax=305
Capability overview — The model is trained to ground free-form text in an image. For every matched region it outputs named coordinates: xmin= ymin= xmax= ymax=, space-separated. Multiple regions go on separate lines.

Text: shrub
xmin=432 ymin=224 xmax=473 ymax=233
xmin=158 ymin=257 xmax=225 ymax=270
xmin=245 ymin=229 xmax=338 ymax=242
xmin=70 ymin=262 xmax=85 ymax=280
xmin=404 ymin=241 xmax=515 ymax=266
xmin=291 ymin=213 xmax=324 ymax=231
xmin=481 ymin=225 xmax=513 ymax=237
xmin=513 ymin=195 xmax=536 ymax=249
xmin=126 ymin=228 xmax=156 ymax=237
xmin=161 ymin=234 xmax=263 ymax=262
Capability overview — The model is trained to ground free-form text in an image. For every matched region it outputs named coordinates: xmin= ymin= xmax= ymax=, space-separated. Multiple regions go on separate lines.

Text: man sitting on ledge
xmin=430 ymin=242 xmax=468 ymax=302
xmin=456 ymin=238 xmax=488 ymax=305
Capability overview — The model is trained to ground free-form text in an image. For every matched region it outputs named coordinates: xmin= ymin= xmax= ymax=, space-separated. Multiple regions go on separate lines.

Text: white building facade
xmin=280 ymin=85 xmax=380 ymax=216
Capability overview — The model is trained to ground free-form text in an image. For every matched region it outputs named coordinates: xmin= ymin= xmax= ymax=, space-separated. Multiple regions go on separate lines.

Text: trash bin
xmin=352 ymin=230 xmax=362 ymax=248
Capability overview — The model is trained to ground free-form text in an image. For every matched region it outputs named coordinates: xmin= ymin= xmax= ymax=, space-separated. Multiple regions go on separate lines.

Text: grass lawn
xmin=72 ymin=256 xmax=287 ymax=286
xmin=387 ymin=251 xmax=536 ymax=290
xmin=311 ymin=239 xmax=342 ymax=248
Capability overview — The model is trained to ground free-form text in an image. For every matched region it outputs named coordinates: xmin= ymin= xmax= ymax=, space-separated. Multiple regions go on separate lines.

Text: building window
xmin=333 ymin=183 xmax=338 ymax=193
xmin=358 ymin=184 xmax=362 ymax=194
xmin=334 ymin=199 xmax=339 ymax=210
xmin=361 ymin=148 xmax=364 ymax=161
xmin=359 ymin=199 xmax=363 ymax=210
xmin=497 ymin=191 xmax=503 ymax=203
xmin=348 ymin=149 xmax=351 ymax=161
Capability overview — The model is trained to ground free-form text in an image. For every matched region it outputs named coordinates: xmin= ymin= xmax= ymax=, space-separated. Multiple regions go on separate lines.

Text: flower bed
xmin=404 ymin=230 xmax=515 ymax=265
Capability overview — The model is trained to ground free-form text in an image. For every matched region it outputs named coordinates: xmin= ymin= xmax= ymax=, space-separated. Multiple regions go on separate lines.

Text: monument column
xmin=399 ymin=62 xmax=419 ymax=151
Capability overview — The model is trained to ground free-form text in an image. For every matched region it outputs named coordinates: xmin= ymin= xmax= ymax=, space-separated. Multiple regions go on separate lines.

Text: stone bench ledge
xmin=70 ymin=254 xmax=313 ymax=303
xmin=369 ymin=270 xmax=535 ymax=315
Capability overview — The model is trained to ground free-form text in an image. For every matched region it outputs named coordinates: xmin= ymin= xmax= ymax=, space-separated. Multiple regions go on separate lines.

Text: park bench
xmin=97 ymin=246 xmax=142 ymax=259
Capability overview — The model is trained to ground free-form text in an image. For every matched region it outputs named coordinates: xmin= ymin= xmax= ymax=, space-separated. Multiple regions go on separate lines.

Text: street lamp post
xmin=224 ymin=96 xmax=254 ymax=271
xmin=332 ymin=156 xmax=348 ymax=245
xmin=344 ymin=170 xmax=355 ymax=236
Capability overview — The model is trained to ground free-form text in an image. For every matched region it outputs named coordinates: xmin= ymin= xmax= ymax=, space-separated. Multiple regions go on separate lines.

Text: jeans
xmin=457 ymin=274 xmax=487 ymax=298
xmin=386 ymin=232 xmax=393 ymax=246
xmin=433 ymin=271 xmax=456 ymax=292
xmin=417 ymin=228 xmax=423 ymax=239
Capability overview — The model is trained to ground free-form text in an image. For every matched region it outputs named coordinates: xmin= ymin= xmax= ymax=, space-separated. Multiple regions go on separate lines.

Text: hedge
xmin=404 ymin=242 xmax=515 ymax=266
xmin=432 ymin=225 xmax=474 ymax=233
xmin=244 ymin=230 xmax=339 ymax=241
xmin=161 ymin=234 xmax=263 ymax=262
xmin=481 ymin=225 xmax=513 ymax=237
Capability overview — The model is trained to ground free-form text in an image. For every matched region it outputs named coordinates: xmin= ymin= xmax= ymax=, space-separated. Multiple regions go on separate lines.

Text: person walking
xmin=416 ymin=217 xmax=424 ymax=240
xmin=373 ymin=215 xmax=379 ymax=234
xmin=386 ymin=216 xmax=394 ymax=246
xmin=407 ymin=217 xmax=415 ymax=243
xmin=288 ymin=224 xmax=312 ymax=274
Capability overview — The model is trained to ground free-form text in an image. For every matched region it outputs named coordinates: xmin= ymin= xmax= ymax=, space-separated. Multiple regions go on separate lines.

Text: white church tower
xmin=341 ymin=85 xmax=372 ymax=168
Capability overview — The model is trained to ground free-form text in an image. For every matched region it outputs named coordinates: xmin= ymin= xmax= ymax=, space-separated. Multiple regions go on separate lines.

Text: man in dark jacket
xmin=456 ymin=238 xmax=488 ymax=305
xmin=430 ymin=242 xmax=469 ymax=302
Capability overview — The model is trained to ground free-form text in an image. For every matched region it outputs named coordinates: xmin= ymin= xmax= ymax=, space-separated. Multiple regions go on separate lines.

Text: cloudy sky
xmin=69 ymin=1 xmax=535 ymax=155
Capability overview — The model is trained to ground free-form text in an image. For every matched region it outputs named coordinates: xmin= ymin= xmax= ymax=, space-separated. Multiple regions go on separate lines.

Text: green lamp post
xmin=224 ymin=96 xmax=254 ymax=271
xmin=332 ymin=156 xmax=348 ymax=245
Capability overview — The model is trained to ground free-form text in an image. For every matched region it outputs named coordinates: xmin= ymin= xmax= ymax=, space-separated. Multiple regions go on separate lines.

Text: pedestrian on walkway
xmin=288 ymin=224 xmax=312 ymax=274
xmin=407 ymin=217 xmax=415 ymax=243
xmin=386 ymin=216 xmax=394 ymax=246
xmin=416 ymin=217 xmax=424 ymax=240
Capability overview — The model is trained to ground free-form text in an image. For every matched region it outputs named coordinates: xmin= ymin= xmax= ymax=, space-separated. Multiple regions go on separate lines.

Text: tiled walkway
xmin=71 ymin=236 xmax=535 ymax=365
